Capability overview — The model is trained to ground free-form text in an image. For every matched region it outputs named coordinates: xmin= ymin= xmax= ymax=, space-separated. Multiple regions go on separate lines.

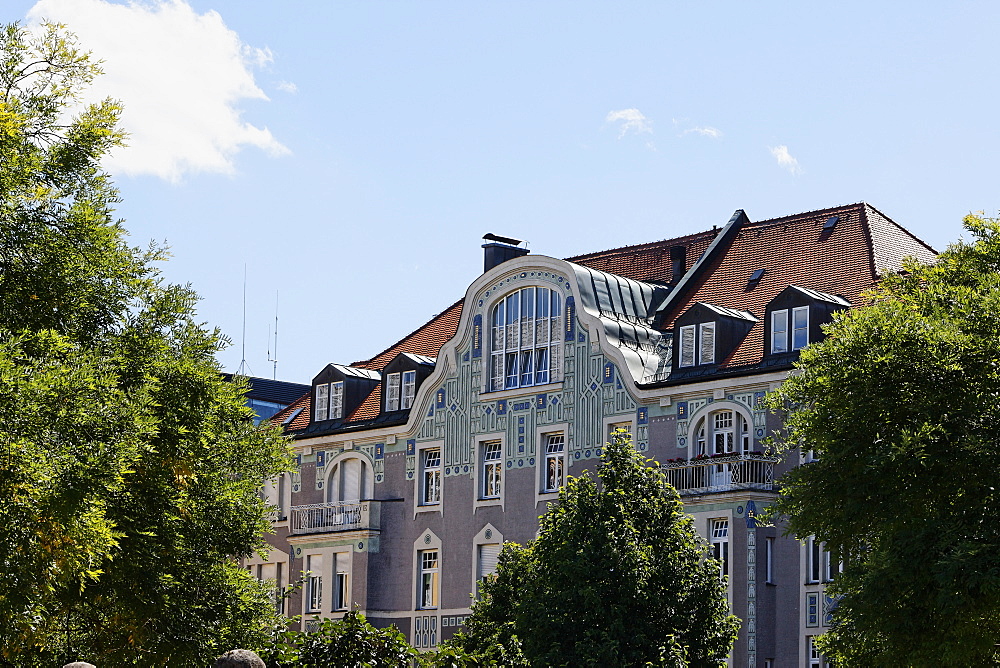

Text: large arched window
xmin=326 ymin=457 xmax=371 ymax=503
xmin=489 ymin=287 xmax=563 ymax=391
xmin=694 ymin=409 xmax=752 ymax=457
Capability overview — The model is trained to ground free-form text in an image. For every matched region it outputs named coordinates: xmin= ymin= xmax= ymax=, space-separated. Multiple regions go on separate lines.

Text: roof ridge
xmin=350 ymin=298 xmax=464 ymax=369
xmin=565 ymin=228 xmax=718 ymax=262
xmin=751 ymin=202 xmax=867 ymax=226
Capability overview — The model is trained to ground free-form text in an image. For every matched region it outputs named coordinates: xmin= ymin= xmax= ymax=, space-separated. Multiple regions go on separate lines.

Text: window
xmin=806 ymin=591 xmax=820 ymax=627
xmin=315 ymin=383 xmax=330 ymax=421
xmin=386 ymin=372 xmax=400 ymax=411
xmin=328 ymin=457 xmax=367 ymax=503
xmin=608 ymin=421 xmax=632 ymax=444
xmin=679 ymin=322 xmax=715 ymax=367
xmin=693 ymin=410 xmax=752 ymax=457
xmin=711 ymin=519 xmax=729 ymax=580
xmin=808 ymin=637 xmax=822 ymax=668
xmin=306 ymin=554 xmax=323 ymax=613
xmin=543 ymin=433 xmax=565 ymax=492
xmin=254 ymin=562 xmax=283 ymax=612
xmin=481 ymin=441 xmax=502 ymax=499
xmin=807 ymin=535 xmax=822 ymax=584
xmin=771 ymin=306 xmax=810 ymax=353
xmin=489 ymin=287 xmax=563 ymax=391
xmin=401 ymin=370 xmax=416 ymax=409
xmin=334 ymin=569 xmax=349 ymax=611
xmin=421 ymin=449 xmax=441 ymax=505
xmin=824 ymin=546 xmax=842 ymax=582
xmin=477 ymin=543 xmax=501 ymax=598
xmin=330 ymin=381 xmax=344 ymax=419
xmin=418 ymin=550 xmax=439 ymax=609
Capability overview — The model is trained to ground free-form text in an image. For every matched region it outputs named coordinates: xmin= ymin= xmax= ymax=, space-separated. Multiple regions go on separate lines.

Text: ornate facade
xmin=250 ymin=203 xmax=936 ymax=667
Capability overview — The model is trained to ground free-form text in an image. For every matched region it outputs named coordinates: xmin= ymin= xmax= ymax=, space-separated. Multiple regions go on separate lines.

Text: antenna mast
xmin=267 ymin=291 xmax=279 ymax=379
xmin=236 ymin=264 xmax=252 ymax=377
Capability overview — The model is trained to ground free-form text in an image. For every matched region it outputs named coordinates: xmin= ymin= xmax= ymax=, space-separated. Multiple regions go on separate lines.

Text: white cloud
xmin=769 ymin=145 xmax=802 ymax=175
xmin=606 ymin=108 xmax=652 ymax=139
xmin=26 ymin=0 xmax=289 ymax=182
xmin=683 ymin=126 xmax=722 ymax=139
xmin=276 ymin=81 xmax=298 ymax=94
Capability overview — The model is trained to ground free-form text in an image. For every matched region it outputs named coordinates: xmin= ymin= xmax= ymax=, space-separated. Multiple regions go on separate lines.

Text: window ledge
xmin=475 ymin=498 xmax=502 ymax=509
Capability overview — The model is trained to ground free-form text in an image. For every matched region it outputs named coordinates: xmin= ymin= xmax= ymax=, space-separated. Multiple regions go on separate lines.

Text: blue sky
xmin=6 ymin=1 xmax=997 ymax=383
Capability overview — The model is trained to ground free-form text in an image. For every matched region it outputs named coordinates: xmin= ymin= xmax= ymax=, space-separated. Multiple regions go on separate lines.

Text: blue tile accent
xmin=436 ymin=389 xmax=446 ymax=409
xmin=375 ymin=443 xmax=384 ymax=459
xmin=445 ymin=467 xmax=451 ymax=475
xmin=536 ymin=393 xmax=547 ymax=409
xmin=295 ymin=454 xmax=301 ymax=466
xmin=316 ymin=451 xmax=325 ymax=467
xmin=485 ymin=406 xmax=492 ymax=415
xmin=518 ymin=458 xmax=524 ymax=466
xmin=518 ymin=445 xmax=524 ymax=452
xmin=745 ymin=500 xmax=758 ymax=529
xmin=518 ymin=436 xmax=524 ymax=443
xmin=637 ymin=407 xmax=648 ymax=425
xmin=529 ymin=457 xmax=535 ymax=465
xmin=754 ymin=391 xmax=767 ymax=408
xmin=518 ymin=426 xmax=524 ymax=434
xmin=406 ymin=439 xmax=416 ymax=456
xmin=427 ymin=405 xmax=434 ymax=417
xmin=518 ymin=416 xmax=524 ymax=424
xmin=463 ymin=351 xmax=469 ymax=362
xmin=578 ymin=332 xmax=585 ymax=342
xmin=472 ymin=314 xmax=483 ymax=358
xmin=565 ymin=297 xmax=576 ymax=341
xmin=512 ymin=400 xmax=531 ymax=411
xmin=496 ymin=400 xmax=507 ymax=415
xmin=463 ymin=465 xmax=469 ymax=473
xmin=677 ymin=401 xmax=688 ymax=419
xmin=585 ymin=450 xmax=592 ymax=457
xmin=550 ymin=395 xmax=559 ymax=405
xmin=603 ymin=362 xmax=615 ymax=384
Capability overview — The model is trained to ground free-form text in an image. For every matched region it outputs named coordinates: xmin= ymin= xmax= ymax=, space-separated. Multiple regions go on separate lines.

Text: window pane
xmin=772 ymin=310 xmax=788 ymax=353
xmin=792 ymin=307 xmax=809 ymax=350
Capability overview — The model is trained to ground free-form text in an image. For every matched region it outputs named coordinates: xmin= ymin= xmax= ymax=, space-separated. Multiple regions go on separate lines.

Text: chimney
xmin=482 ymin=233 xmax=529 ymax=273
xmin=670 ymin=245 xmax=687 ymax=284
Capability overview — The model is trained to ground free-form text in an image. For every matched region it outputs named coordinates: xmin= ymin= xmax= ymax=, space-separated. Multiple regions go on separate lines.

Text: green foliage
xmin=285 ymin=612 xmax=418 ymax=668
xmin=0 ymin=22 xmax=292 ymax=666
xmin=767 ymin=214 xmax=1000 ymax=667
xmin=449 ymin=431 xmax=739 ymax=667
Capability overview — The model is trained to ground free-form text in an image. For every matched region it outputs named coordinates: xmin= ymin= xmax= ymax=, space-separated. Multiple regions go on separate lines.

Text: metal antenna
xmin=267 ymin=291 xmax=279 ymax=379
xmin=236 ymin=264 xmax=252 ymax=377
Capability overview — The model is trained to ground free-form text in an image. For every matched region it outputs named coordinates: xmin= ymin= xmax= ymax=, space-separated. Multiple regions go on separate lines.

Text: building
xmin=248 ymin=203 xmax=936 ymax=667
xmin=223 ymin=374 xmax=309 ymax=425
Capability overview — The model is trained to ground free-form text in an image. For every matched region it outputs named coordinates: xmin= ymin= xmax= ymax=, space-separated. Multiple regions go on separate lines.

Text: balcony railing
xmin=290 ymin=501 xmax=381 ymax=535
xmin=662 ymin=453 xmax=779 ymax=495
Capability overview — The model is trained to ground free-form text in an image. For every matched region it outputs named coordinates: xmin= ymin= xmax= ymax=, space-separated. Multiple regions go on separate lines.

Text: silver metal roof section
xmin=786 ymin=285 xmax=851 ymax=306
xmin=566 ymin=262 xmax=671 ymax=383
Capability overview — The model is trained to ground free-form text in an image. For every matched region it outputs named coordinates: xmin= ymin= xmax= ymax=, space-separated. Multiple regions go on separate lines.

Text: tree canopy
xmin=0 ymin=22 xmax=291 ymax=666
xmin=767 ymin=214 xmax=1000 ymax=667
xmin=451 ymin=430 xmax=739 ymax=667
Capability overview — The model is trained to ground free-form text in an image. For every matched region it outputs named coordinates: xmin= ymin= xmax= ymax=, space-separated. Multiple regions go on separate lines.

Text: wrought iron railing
xmin=290 ymin=501 xmax=380 ymax=535
xmin=662 ymin=454 xmax=779 ymax=495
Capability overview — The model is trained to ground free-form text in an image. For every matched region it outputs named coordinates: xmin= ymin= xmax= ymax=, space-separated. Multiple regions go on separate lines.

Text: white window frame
xmin=481 ymin=441 xmax=502 ymax=500
xmin=334 ymin=569 xmax=349 ymax=611
xmin=420 ymin=447 xmax=442 ymax=507
xmin=689 ymin=404 xmax=754 ymax=459
xmin=315 ymin=383 xmax=330 ymax=421
xmin=489 ymin=286 xmax=563 ymax=392
xmin=330 ymin=381 xmax=344 ymax=419
xmin=386 ymin=372 xmax=401 ymax=411
xmin=471 ymin=524 xmax=504 ymax=601
xmin=401 ymin=370 xmax=416 ymax=409
xmin=699 ymin=321 xmax=716 ymax=365
xmin=808 ymin=636 xmax=822 ymax=668
xmin=542 ymin=433 xmax=565 ymax=493
xmin=710 ymin=518 xmax=729 ymax=581
xmin=772 ymin=306 xmax=811 ymax=353
xmin=771 ymin=309 xmax=789 ymax=353
xmin=476 ymin=543 xmax=501 ymax=599
xmin=417 ymin=549 xmax=439 ymax=610
xmin=306 ymin=554 xmax=324 ymax=613
xmin=792 ymin=305 xmax=810 ymax=350
xmin=807 ymin=535 xmax=822 ymax=584
xmin=678 ymin=324 xmax=696 ymax=367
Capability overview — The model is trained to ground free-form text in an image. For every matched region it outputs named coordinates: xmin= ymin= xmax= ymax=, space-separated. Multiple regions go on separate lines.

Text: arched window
xmin=327 ymin=457 xmax=370 ymax=503
xmin=489 ymin=287 xmax=563 ymax=391
xmin=694 ymin=409 xmax=752 ymax=457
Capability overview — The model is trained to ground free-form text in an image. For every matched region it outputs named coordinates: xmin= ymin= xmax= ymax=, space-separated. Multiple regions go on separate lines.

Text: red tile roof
xmin=275 ymin=203 xmax=936 ymax=432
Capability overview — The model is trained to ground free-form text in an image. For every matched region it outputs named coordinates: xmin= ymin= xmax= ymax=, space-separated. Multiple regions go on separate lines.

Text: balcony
xmin=662 ymin=453 xmax=779 ymax=495
xmin=290 ymin=500 xmax=381 ymax=535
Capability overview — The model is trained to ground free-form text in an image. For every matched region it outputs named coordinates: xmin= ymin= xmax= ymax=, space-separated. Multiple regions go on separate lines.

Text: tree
xmin=450 ymin=430 xmax=739 ymax=667
xmin=0 ymin=22 xmax=291 ymax=666
xmin=767 ymin=214 xmax=1000 ymax=667
xmin=268 ymin=611 xmax=419 ymax=668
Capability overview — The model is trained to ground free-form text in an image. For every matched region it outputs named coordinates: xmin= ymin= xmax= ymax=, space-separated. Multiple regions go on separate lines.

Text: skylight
xmin=823 ymin=216 xmax=839 ymax=230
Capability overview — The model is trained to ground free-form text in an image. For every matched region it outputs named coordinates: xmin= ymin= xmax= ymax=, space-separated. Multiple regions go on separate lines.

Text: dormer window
xmin=386 ymin=373 xmax=400 ymax=411
xmin=330 ymin=381 xmax=344 ymax=419
xmin=401 ymin=370 xmax=416 ymax=409
xmin=679 ymin=322 xmax=716 ymax=367
xmin=771 ymin=307 xmax=809 ymax=353
xmin=313 ymin=381 xmax=345 ymax=420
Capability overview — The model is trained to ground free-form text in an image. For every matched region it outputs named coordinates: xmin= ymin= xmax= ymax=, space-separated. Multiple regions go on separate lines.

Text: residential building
xmin=249 ymin=203 xmax=936 ymax=667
